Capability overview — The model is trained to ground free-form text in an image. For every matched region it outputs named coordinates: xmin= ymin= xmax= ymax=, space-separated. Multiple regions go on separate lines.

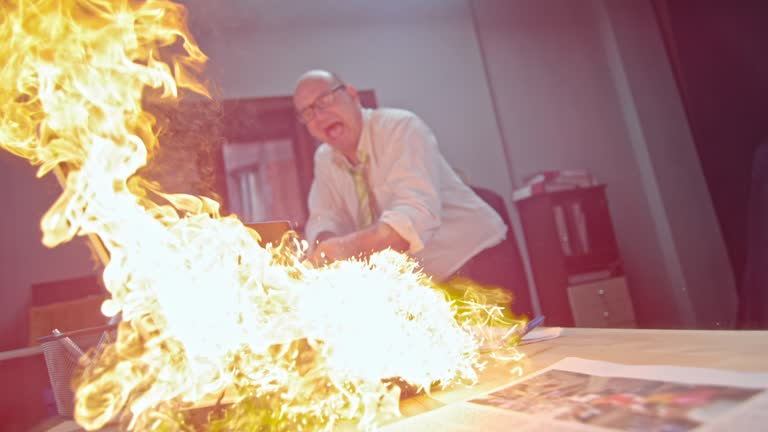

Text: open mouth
xmin=324 ymin=121 xmax=344 ymax=139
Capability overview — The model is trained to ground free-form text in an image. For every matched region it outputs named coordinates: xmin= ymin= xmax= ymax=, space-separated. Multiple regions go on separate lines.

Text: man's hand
xmin=306 ymin=222 xmax=409 ymax=267
xmin=307 ymin=236 xmax=356 ymax=267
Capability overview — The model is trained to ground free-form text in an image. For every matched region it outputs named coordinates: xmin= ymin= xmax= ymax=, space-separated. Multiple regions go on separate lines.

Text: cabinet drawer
xmin=568 ymin=276 xmax=631 ymax=303
xmin=567 ymin=277 xmax=636 ymax=328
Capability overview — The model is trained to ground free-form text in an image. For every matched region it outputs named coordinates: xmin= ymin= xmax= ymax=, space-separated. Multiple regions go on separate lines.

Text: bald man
xmin=293 ymin=70 xmax=507 ymax=283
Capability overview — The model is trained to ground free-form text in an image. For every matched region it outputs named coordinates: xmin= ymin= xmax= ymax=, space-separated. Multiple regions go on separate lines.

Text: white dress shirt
xmin=305 ymin=108 xmax=507 ymax=281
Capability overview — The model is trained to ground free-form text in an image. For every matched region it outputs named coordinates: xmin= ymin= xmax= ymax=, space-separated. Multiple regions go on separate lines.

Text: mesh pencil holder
xmin=39 ymin=324 xmax=117 ymax=418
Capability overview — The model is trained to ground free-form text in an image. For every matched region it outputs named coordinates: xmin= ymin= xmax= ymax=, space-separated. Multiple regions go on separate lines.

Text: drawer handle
xmin=598 ymin=289 xmax=605 ymax=296
xmin=603 ymin=311 xmax=610 ymax=318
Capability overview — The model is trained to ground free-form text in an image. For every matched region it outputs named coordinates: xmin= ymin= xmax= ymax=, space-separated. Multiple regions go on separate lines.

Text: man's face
xmin=293 ymin=78 xmax=363 ymax=158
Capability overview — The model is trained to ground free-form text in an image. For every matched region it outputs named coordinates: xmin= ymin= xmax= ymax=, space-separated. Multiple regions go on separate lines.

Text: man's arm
xmin=375 ymin=113 xmax=443 ymax=254
xmin=305 ymin=148 xmax=346 ymax=245
xmin=308 ymin=112 xmax=442 ymax=265
xmin=314 ymin=231 xmax=337 ymax=244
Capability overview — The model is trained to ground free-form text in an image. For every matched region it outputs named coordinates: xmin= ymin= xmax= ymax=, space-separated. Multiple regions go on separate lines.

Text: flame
xmin=0 ymin=1 xmax=525 ymax=430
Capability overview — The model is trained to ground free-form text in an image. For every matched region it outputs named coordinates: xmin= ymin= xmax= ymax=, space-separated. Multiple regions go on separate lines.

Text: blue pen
xmin=496 ymin=315 xmax=546 ymax=346
xmin=484 ymin=315 xmax=548 ymax=353
xmin=520 ymin=315 xmax=546 ymax=338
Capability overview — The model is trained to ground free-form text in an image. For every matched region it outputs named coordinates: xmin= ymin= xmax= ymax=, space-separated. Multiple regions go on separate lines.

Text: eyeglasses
xmin=296 ymin=83 xmax=346 ymax=124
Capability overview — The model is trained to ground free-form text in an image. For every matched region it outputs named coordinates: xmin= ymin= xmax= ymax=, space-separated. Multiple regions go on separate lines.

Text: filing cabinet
xmin=567 ymin=276 xmax=636 ymax=327
xmin=515 ymin=185 xmax=636 ymax=326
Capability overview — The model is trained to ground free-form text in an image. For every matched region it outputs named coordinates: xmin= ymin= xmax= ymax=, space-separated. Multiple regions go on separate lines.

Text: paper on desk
xmin=519 ymin=326 xmax=562 ymax=345
xmin=477 ymin=326 xmax=562 ymax=353
xmin=382 ymin=357 xmax=768 ymax=431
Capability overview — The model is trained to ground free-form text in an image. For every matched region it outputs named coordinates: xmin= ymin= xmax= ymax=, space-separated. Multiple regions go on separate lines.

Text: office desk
xmin=522 ymin=327 xmax=768 ymax=372
xmin=396 ymin=327 xmax=768 ymax=418
xmin=384 ymin=328 xmax=768 ymax=432
xmin=41 ymin=328 xmax=768 ymax=431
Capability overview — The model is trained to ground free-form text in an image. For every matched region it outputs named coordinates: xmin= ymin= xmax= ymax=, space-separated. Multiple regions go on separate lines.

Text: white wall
xmin=470 ymin=0 xmax=683 ymax=326
xmin=471 ymin=0 xmax=736 ymax=327
xmin=189 ymin=0 xmax=513 ymax=201
xmin=597 ymin=0 xmax=737 ymax=327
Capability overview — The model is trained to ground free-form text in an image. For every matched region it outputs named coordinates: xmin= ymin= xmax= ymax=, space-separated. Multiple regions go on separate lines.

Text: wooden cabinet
xmin=515 ymin=185 xmax=634 ymax=327
xmin=567 ymin=277 xmax=636 ymax=327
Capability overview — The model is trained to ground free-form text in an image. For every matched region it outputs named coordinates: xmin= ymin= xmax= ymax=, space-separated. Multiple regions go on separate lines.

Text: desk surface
xmin=400 ymin=327 xmax=768 ymax=417
xmin=520 ymin=327 xmax=767 ymax=371
xmin=42 ymin=327 xmax=768 ymax=431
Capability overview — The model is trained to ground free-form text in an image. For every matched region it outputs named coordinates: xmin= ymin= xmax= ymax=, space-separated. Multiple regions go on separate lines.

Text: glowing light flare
xmin=295 ymin=252 xmax=480 ymax=387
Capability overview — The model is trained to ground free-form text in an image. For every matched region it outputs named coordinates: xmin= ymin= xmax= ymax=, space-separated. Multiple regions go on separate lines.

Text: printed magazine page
xmin=382 ymin=357 xmax=768 ymax=432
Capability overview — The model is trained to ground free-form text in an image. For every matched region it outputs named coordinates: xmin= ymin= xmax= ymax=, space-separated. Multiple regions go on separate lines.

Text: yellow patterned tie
xmin=351 ymin=152 xmax=377 ymax=228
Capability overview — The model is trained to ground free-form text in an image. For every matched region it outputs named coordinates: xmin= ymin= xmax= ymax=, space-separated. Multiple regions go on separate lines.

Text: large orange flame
xmin=0 ymin=1 xmax=524 ymax=430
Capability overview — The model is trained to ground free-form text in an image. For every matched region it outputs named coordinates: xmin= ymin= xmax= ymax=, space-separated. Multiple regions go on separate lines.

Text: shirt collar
xmin=332 ymin=108 xmax=372 ymax=171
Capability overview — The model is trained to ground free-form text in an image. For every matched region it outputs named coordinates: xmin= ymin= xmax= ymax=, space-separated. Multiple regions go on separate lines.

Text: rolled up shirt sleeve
xmin=377 ymin=115 xmax=442 ymax=254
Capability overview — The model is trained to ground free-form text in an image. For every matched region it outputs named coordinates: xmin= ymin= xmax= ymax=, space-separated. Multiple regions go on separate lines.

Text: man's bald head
xmin=293 ymin=69 xmax=363 ymax=161
xmin=293 ymin=69 xmax=343 ymax=94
